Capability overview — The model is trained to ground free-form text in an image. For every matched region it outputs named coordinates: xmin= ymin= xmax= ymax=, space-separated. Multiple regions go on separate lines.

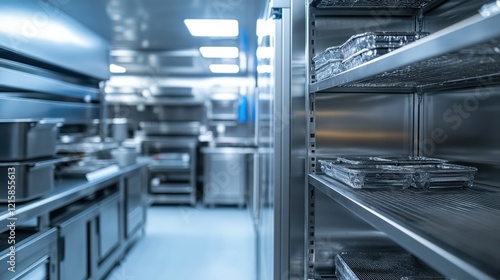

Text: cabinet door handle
xmin=58 ymin=236 xmax=65 ymax=261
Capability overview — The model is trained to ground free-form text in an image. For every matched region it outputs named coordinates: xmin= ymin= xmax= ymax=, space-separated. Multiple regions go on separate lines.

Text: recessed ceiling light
xmin=200 ymin=47 xmax=239 ymax=58
xmin=110 ymin=64 xmax=126 ymax=73
xmin=209 ymin=64 xmax=240 ymax=73
xmin=184 ymin=19 xmax=238 ymax=37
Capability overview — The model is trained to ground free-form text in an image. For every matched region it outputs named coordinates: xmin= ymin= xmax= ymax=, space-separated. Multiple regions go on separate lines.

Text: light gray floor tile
xmin=107 ymin=206 xmax=256 ymax=280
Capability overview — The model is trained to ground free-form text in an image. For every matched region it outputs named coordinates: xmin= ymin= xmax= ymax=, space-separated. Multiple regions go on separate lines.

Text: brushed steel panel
xmin=314 ymin=190 xmax=399 ymax=270
xmin=0 ymin=0 xmax=110 ymax=79
xmin=315 ymin=93 xmax=414 ymax=157
xmin=288 ymin=0 xmax=307 ymax=277
xmin=0 ymin=96 xmax=99 ymax=124
xmin=424 ymin=0 xmax=492 ymax=32
xmin=108 ymin=104 xmax=205 ymax=122
xmin=422 ymin=87 xmax=500 ymax=188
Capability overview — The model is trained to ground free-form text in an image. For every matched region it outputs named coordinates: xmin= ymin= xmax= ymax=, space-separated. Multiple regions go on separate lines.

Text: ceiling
xmin=61 ymin=0 xmax=267 ymax=78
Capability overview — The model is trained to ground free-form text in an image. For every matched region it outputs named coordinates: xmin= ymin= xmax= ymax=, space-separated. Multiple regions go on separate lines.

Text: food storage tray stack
xmin=313 ymin=32 xmax=429 ymax=81
xmin=319 ymin=156 xmax=478 ymax=189
xmin=318 ymin=159 xmax=414 ymax=189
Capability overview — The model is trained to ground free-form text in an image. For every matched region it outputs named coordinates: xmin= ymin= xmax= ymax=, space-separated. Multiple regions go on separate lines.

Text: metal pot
xmin=111 ymin=118 xmax=129 ymax=142
xmin=0 ymin=118 xmax=64 ymax=161
xmin=0 ymin=158 xmax=61 ymax=202
xmin=111 ymin=147 xmax=137 ymax=167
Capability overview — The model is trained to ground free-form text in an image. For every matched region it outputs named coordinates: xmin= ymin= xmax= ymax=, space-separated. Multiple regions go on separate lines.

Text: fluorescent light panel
xmin=184 ymin=19 xmax=238 ymax=37
xmin=209 ymin=64 xmax=239 ymax=73
xmin=200 ymin=47 xmax=239 ymax=58
xmin=110 ymin=64 xmax=126 ymax=73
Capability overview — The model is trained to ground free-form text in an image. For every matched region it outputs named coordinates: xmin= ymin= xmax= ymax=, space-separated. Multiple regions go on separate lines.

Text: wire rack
xmin=311 ymin=0 xmax=436 ymax=8
xmin=335 ymin=251 xmax=446 ymax=279
xmin=343 ymin=38 xmax=500 ymax=88
xmin=312 ymin=173 xmax=500 ymax=276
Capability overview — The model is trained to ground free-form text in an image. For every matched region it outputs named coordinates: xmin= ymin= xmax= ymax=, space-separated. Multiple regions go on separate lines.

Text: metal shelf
xmin=106 ymin=94 xmax=205 ymax=106
xmin=310 ymin=0 xmax=438 ymax=8
xmin=150 ymin=184 xmax=193 ymax=194
xmin=0 ymin=95 xmax=99 ymax=124
xmin=309 ymin=173 xmax=500 ymax=279
xmin=150 ymin=193 xmax=196 ymax=205
xmin=0 ymin=59 xmax=100 ymax=100
xmin=310 ymin=12 xmax=500 ymax=93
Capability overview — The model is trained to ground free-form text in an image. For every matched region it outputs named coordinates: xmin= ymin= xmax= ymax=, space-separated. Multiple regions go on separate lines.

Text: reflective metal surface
xmin=289 ymin=0 xmax=307 ymax=277
xmin=0 ymin=96 xmax=99 ymax=125
xmin=0 ymin=62 xmax=101 ymax=99
xmin=255 ymin=5 xmax=275 ymax=279
xmin=424 ymin=0 xmax=493 ymax=32
xmin=0 ymin=228 xmax=58 ymax=280
xmin=422 ymin=87 xmax=500 ymax=188
xmin=310 ymin=174 xmax=500 ymax=279
xmin=139 ymin=121 xmax=200 ymax=136
xmin=103 ymin=0 xmax=265 ymax=77
xmin=315 ymin=93 xmax=414 ymax=156
xmin=255 ymin=1 xmax=307 ymax=278
xmin=0 ymin=118 xmax=62 ymax=161
xmin=109 ymin=103 xmax=205 ymax=123
xmin=313 ymin=188 xmax=398 ymax=271
xmin=202 ymin=148 xmax=249 ymax=206
xmin=0 ymin=0 xmax=110 ymax=79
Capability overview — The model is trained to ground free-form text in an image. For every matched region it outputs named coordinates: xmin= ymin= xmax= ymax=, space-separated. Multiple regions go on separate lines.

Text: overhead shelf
xmin=106 ymin=94 xmax=205 ymax=106
xmin=310 ymin=12 xmax=500 ymax=92
xmin=309 ymin=173 xmax=500 ymax=280
xmin=0 ymin=59 xmax=100 ymax=101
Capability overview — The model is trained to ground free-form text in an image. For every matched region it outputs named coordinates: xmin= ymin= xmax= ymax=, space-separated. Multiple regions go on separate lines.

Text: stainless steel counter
xmin=0 ymin=158 xmax=150 ymax=231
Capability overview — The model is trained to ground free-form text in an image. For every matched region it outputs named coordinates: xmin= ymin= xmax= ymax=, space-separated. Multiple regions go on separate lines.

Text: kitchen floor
xmin=106 ymin=206 xmax=256 ymax=280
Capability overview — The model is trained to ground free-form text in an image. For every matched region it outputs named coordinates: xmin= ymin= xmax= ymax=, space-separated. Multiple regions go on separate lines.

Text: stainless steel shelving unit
xmin=310 ymin=12 xmax=500 ymax=92
xmin=306 ymin=1 xmax=500 ymax=279
xmin=310 ymin=174 xmax=500 ymax=279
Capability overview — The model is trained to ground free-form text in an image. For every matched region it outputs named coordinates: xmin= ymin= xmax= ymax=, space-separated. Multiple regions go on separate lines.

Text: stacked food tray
xmin=318 ymin=156 xmax=477 ymax=189
xmin=313 ymin=32 xmax=428 ymax=81
xmin=335 ymin=251 xmax=446 ymax=280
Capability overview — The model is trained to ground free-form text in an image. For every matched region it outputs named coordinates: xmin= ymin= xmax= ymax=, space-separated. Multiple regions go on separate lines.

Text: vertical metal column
xmin=305 ymin=3 xmax=318 ymax=279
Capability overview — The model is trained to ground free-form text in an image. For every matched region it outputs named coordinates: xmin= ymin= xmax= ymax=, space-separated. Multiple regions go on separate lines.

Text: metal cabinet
xmin=97 ymin=193 xmax=121 ymax=261
xmin=202 ymin=147 xmax=254 ymax=206
xmin=124 ymin=169 xmax=145 ymax=239
xmin=0 ymin=228 xmax=58 ymax=280
xmin=50 ymin=188 xmax=123 ymax=280
xmin=52 ymin=203 xmax=98 ymax=280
